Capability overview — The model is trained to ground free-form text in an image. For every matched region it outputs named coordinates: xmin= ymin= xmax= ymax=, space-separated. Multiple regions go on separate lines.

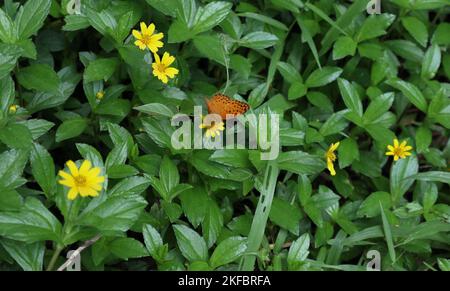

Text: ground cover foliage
xmin=0 ymin=0 xmax=449 ymax=271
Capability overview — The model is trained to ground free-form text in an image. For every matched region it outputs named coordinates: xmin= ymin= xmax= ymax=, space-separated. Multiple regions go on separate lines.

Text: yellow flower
xmin=325 ymin=142 xmax=340 ymax=176
xmin=152 ymin=52 xmax=179 ymax=84
xmin=199 ymin=115 xmax=225 ymax=138
xmin=385 ymin=139 xmax=413 ymax=161
xmin=96 ymin=91 xmax=105 ymax=100
xmin=9 ymin=104 xmax=18 ymax=113
xmin=132 ymin=22 xmax=164 ymax=53
xmin=58 ymin=160 xmax=105 ymax=200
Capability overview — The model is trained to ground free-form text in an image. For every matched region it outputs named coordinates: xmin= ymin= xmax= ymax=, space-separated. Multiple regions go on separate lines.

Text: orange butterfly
xmin=206 ymin=93 xmax=250 ymax=120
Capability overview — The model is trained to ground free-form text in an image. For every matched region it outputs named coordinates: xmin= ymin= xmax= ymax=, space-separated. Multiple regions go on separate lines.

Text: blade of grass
xmin=296 ymin=16 xmax=321 ymax=69
xmin=380 ymin=202 xmax=396 ymax=262
xmin=240 ymin=161 xmax=279 ymax=271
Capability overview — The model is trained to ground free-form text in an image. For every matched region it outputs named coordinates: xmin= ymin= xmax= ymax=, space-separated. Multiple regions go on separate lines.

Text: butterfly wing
xmin=206 ymin=94 xmax=249 ymax=119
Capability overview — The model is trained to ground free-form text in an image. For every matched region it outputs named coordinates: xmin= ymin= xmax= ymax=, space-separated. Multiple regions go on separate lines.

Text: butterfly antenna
xmin=221 ymin=35 xmax=230 ymax=94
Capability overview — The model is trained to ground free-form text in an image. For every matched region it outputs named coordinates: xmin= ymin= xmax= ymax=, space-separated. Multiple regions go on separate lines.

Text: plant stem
xmin=46 ymin=245 xmax=64 ymax=271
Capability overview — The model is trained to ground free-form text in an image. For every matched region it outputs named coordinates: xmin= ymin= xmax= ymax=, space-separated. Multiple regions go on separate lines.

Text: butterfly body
xmin=206 ymin=93 xmax=249 ymax=120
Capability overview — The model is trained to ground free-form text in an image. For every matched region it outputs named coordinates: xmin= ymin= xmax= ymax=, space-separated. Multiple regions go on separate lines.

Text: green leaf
xmin=438 ymin=258 xmax=450 ymax=271
xmin=288 ymin=83 xmax=307 ymax=100
xmin=421 ymin=44 xmax=441 ymax=79
xmin=17 ymin=64 xmax=59 ymax=92
xmin=356 ymin=14 xmax=395 ymax=42
xmin=143 ymin=224 xmax=165 ymax=261
xmin=414 ymin=171 xmax=450 ymax=185
xmin=202 ymin=199 xmax=224 ymax=248
xmin=55 ymin=118 xmax=88 ymax=142
xmin=380 ymin=203 xmax=396 ymax=262
xmin=386 ymin=79 xmax=427 ymax=112
xmin=192 ymin=1 xmax=232 ymax=34
xmin=415 ymin=126 xmax=432 ymax=154
xmin=30 ymin=143 xmax=56 ymax=197
xmin=401 ymin=16 xmax=428 ymax=47
xmin=209 ymin=149 xmax=251 ymax=168
xmin=0 ymin=197 xmax=62 ymax=243
xmin=173 ymin=224 xmax=208 ymax=262
xmin=210 ymin=236 xmax=247 ymax=269
xmin=15 ymin=0 xmax=51 ymax=39
xmin=363 ymin=92 xmax=394 ymax=125
xmin=277 ymin=62 xmax=303 ymax=84
xmin=0 ymin=8 xmax=16 ymax=43
xmin=337 ymin=78 xmax=363 ymax=117
xmin=269 ymin=197 xmax=302 ymax=235
xmin=357 ymin=192 xmax=392 ymax=218
xmin=179 ymin=187 xmax=208 ymax=227
xmin=78 ymin=195 xmax=147 ymax=233
xmin=134 ymin=103 xmax=174 ymax=118
xmin=332 ymin=36 xmax=357 ymax=60
xmin=192 ymin=34 xmax=226 ymax=65
xmin=338 ymin=137 xmax=359 ymax=169
xmin=240 ymin=32 xmax=279 ymax=49
xmin=84 ymin=58 xmax=119 ymax=82
xmin=0 ymin=149 xmax=28 ymax=190
xmin=102 ymin=180 xmax=145 ymax=202
xmin=277 ymin=151 xmax=325 ymax=175
xmin=320 ymin=110 xmax=349 ymax=136
xmin=0 ymin=123 xmax=32 ymax=149
xmin=0 ymin=239 xmax=45 ymax=271
xmin=109 ymin=238 xmax=148 ymax=260
xmin=287 ymin=233 xmax=310 ymax=270
xmin=305 ymin=67 xmax=342 ymax=88
xmin=390 ymin=156 xmax=419 ymax=202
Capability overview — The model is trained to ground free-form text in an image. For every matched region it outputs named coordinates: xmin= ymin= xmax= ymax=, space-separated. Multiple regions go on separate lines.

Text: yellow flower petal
xmin=162 ymin=52 xmax=175 ymax=66
xmin=153 ymin=53 xmax=161 ymax=63
xmin=400 ymin=140 xmax=407 ymax=148
xmin=330 ymin=142 xmax=340 ymax=152
xmin=165 ymin=67 xmax=179 ymax=78
xmin=148 ymin=44 xmax=160 ymax=53
xmin=67 ymin=187 xmax=79 ymax=200
xmin=78 ymin=186 xmax=98 ymax=197
xmin=394 ymin=139 xmax=399 ymax=147
xmin=160 ymin=74 xmax=168 ymax=84
xmin=79 ymin=160 xmax=92 ymax=176
xmin=58 ymin=178 xmax=75 ymax=188
xmin=387 ymin=145 xmax=395 ymax=152
xmin=66 ymin=160 xmax=78 ymax=176
xmin=132 ymin=30 xmax=142 ymax=40
xmin=385 ymin=152 xmax=394 ymax=156
xmin=147 ymin=23 xmax=156 ymax=35
xmin=327 ymin=159 xmax=336 ymax=176
xmin=140 ymin=22 xmax=148 ymax=34
xmin=404 ymin=146 xmax=413 ymax=151
xmin=151 ymin=32 xmax=164 ymax=41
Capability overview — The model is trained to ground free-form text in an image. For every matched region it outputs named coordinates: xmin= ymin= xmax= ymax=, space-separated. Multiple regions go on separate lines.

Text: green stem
xmin=46 ymin=245 xmax=64 ymax=271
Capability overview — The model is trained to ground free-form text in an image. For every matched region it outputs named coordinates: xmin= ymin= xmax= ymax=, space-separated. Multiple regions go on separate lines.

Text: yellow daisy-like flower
xmin=199 ymin=116 xmax=225 ymax=138
xmin=325 ymin=142 xmax=340 ymax=176
xmin=132 ymin=22 xmax=164 ymax=53
xmin=385 ymin=139 xmax=413 ymax=161
xmin=9 ymin=104 xmax=18 ymax=114
xmin=58 ymin=160 xmax=105 ymax=200
xmin=152 ymin=52 xmax=179 ymax=84
xmin=96 ymin=91 xmax=105 ymax=100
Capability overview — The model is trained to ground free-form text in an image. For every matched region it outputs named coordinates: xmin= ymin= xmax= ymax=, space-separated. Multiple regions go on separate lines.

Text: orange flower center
xmin=141 ymin=34 xmax=152 ymax=45
xmin=156 ymin=63 xmax=166 ymax=72
xmin=74 ymin=175 xmax=87 ymax=187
